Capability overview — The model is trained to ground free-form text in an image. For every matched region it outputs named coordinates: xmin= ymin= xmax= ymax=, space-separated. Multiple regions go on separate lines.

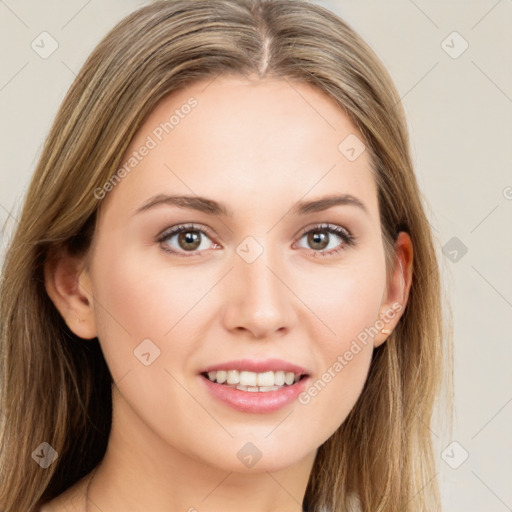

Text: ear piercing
xmin=381 ymin=328 xmax=391 ymax=334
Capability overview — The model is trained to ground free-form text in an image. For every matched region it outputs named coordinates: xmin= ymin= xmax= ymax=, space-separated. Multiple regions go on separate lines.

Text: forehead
xmin=103 ymin=75 xmax=378 ymax=222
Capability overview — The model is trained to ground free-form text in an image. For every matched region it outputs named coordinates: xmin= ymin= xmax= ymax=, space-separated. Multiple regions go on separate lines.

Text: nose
xmin=221 ymin=249 xmax=297 ymax=340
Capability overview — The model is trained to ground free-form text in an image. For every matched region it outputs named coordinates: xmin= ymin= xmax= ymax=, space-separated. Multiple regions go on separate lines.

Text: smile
xmin=202 ymin=369 xmax=306 ymax=392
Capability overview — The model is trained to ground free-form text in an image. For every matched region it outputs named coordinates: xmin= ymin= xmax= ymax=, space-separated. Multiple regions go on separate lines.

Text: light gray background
xmin=1 ymin=1 xmax=511 ymax=510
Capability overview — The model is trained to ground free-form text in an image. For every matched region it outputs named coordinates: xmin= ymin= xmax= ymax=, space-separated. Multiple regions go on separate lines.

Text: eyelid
xmin=296 ymin=222 xmax=352 ymax=239
xmin=156 ymin=222 xmax=355 ymax=257
xmin=156 ymin=222 xmax=215 ymax=242
xmin=156 ymin=223 xmax=219 ymax=257
xmin=293 ymin=222 xmax=356 ymax=255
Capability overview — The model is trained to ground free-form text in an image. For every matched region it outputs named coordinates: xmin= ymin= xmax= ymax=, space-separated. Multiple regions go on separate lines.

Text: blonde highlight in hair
xmin=0 ymin=1 xmax=452 ymax=510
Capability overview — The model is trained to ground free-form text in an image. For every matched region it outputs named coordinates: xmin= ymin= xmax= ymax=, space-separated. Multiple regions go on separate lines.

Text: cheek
xmin=88 ymin=248 xmax=203 ymax=428
xmin=301 ymin=257 xmax=386 ymax=350
xmin=295 ymin=260 xmax=385 ymax=432
xmin=91 ymin=242 xmax=193 ymax=333
xmin=89 ymin=244 xmax=214 ymax=380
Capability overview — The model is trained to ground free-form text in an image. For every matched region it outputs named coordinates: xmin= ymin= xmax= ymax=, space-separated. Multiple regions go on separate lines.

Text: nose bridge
xmin=242 ymin=249 xmax=281 ymax=302
xmin=222 ymin=240 xmax=295 ymax=337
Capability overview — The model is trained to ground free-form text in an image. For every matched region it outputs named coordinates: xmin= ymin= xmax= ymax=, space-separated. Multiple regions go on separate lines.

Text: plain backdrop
xmin=1 ymin=1 xmax=511 ymax=510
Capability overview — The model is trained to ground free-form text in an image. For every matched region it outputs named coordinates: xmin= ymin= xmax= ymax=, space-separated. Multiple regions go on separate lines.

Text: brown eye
xmin=296 ymin=224 xmax=355 ymax=256
xmin=177 ymin=230 xmax=202 ymax=251
xmin=157 ymin=223 xmax=217 ymax=257
xmin=307 ymin=230 xmax=329 ymax=250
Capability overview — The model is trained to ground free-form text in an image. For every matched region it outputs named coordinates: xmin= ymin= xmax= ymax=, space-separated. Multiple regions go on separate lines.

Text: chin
xmin=202 ymin=439 xmax=314 ymax=474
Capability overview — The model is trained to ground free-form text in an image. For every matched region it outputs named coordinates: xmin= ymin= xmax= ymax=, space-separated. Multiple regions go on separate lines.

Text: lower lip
xmin=200 ymin=375 xmax=310 ymax=413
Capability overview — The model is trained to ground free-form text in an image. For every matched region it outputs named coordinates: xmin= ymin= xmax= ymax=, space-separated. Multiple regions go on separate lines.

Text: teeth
xmin=236 ymin=384 xmax=281 ymax=392
xmin=284 ymin=372 xmax=295 ymax=385
xmin=240 ymin=370 xmax=257 ymax=387
xmin=204 ymin=369 xmax=304 ymax=389
xmin=257 ymin=371 xmax=275 ymax=386
xmin=274 ymin=371 xmax=285 ymax=386
xmin=236 ymin=385 xmax=258 ymax=392
xmin=226 ymin=370 xmax=239 ymax=385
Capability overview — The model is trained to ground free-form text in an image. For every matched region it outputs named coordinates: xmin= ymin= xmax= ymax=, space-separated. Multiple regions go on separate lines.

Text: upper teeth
xmin=206 ymin=370 xmax=300 ymax=387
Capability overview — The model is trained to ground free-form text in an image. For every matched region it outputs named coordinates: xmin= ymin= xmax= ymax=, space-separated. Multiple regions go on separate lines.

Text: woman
xmin=0 ymin=0 xmax=451 ymax=510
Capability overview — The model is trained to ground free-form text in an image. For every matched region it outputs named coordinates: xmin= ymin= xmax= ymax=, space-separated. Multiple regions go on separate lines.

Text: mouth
xmin=200 ymin=369 xmax=309 ymax=393
xmin=198 ymin=358 xmax=311 ymax=413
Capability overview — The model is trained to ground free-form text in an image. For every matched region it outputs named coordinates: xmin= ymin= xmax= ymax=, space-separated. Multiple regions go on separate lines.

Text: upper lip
xmin=199 ymin=358 xmax=310 ymax=376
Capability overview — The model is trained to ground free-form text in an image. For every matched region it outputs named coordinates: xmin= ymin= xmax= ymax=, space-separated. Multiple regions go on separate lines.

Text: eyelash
xmin=156 ymin=223 xmax=356 ymax=258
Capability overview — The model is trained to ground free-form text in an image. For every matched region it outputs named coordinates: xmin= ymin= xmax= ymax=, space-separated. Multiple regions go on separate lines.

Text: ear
xmin=373 ymin=231 xmax=413 ymax=348
xmin=44 ymin=246 xmax=97 ymax=340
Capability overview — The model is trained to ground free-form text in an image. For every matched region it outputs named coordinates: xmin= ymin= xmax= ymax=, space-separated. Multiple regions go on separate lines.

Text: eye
xmin=157 ymin=223 xmax=218 ymax=257
xmin=156 ymin=222 xmax=356 ymax=258
xmin=295 ymin=223 xmax=356 ymax=257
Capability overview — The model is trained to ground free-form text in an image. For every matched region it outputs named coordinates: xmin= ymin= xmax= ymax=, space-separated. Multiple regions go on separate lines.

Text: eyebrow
xmin=134 ymin=193 xmax=368 ymax=217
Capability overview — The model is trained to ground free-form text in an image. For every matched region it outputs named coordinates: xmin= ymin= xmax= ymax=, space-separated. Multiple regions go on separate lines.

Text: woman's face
xmin=78 ymin=75 xmax=407 ymax=474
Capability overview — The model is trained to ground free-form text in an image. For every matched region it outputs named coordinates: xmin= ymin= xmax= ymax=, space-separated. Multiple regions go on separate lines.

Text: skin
xmin=43 ymin=75 xmax=412 ymax=512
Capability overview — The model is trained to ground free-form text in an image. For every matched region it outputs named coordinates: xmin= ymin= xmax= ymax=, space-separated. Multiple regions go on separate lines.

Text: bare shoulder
xmin=38 ymin=473 xmax=91 ymax=512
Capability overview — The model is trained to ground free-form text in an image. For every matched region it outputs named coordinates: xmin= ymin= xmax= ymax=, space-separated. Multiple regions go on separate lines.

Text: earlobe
xmin=374 ymin=231 xmax=413 ymax=348
xmin=44 ymin=247 xmax=97 ymax=340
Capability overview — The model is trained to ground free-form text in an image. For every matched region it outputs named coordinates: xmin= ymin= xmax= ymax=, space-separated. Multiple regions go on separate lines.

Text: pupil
xmin=308 ymin=230 xmax=328 ymax=250
xmin=179 ymin=230 xmax=201 ymax=250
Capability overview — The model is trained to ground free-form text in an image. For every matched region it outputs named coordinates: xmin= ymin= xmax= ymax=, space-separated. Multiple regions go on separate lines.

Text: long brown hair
xmin=0 ymin=1 xmax=452 ymax=510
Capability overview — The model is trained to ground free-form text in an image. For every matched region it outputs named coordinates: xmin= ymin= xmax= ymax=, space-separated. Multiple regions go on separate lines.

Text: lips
xmin=199 ymin=358 xmax=310 ymax=376
xmin=197 ymin=358 xmax=311 ymax=413
xmin=199 ymin=371 xmax=311 ymax=413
